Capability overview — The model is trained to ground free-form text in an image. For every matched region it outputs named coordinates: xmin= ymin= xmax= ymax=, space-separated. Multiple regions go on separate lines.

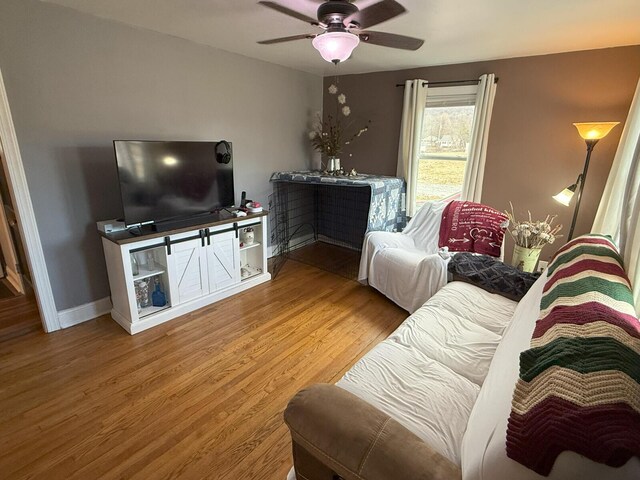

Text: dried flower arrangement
xmin=308 ymin=83 xmax=370 ymax=158
xmin=505 ymin=203 xmax=563 ymax=249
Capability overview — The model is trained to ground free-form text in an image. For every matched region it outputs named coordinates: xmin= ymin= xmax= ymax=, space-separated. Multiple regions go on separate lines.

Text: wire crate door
xmin=268 ymin=192 xmax=287 ymax=278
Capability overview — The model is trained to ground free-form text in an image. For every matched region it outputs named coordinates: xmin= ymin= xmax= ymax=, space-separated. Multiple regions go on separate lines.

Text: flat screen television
xmin=114 ymin=140 xmax=234 ymax=226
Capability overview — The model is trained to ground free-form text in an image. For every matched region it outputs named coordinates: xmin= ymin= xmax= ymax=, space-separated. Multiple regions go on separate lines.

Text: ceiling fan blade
xmin=359 ymin=30 xmax=424 ymax=50
xmin=258 ymin=1 xmax=318 ymax=25
xmin=258 ymin=34 xmax=316 ymax=45
xmin=344 ymin=0 xmax=406 ymax=29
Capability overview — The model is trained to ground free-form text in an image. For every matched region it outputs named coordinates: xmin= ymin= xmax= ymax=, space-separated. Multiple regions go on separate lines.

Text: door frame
xmin=0 ymin=185 xmax=25 ymax=293
xmin=0 ymin=68 xmax=60 ymax=332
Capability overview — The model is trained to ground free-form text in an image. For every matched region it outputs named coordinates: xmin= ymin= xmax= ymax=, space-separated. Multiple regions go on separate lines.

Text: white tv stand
xmin=99 ymin=212 xmax=271 ymax=334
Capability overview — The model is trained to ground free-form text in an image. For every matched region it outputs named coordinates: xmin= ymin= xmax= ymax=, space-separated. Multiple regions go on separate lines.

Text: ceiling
xmin=41 ymin=0 xmax=640 ymax=76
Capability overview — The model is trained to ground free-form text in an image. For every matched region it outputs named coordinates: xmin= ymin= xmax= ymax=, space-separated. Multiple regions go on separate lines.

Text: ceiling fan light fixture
xmin=312 ymin=31 xmax=359 ymax=64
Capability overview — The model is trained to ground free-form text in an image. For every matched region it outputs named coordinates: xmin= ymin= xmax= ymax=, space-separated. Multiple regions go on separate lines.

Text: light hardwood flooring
xmin=0 ymin=260 xmax=406 ymax=480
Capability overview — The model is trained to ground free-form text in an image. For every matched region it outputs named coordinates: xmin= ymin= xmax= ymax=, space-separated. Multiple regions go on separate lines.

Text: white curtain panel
xmin=397 ymin=79 xmax=428 ymax=217
xmin=461 ymin=73 xmax=498 ymax=202
xmin=592 ymin=77 xmax=640 ymax=314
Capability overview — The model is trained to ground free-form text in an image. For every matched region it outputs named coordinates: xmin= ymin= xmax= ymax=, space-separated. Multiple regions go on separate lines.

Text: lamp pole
xmin=555 ymin=122 xmax=619 ymax=239
xmin=568 ymin=139 xmax=598 ymax=241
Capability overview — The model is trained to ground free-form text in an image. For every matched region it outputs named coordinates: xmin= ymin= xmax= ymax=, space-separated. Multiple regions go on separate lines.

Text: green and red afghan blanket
xmin=506 ymin=234 xmax=640 ymax=476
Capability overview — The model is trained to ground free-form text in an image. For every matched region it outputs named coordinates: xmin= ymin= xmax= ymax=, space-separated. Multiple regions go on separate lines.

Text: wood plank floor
xmin=0 ymin=290 xmax=41 ymax=343
xmin=286 ymin=242 xmax=360 ymax=280
xmin=0 ymin=261 xmax=406 ymax=480
xmin=0 ymin=278 xmax=19 ymax=300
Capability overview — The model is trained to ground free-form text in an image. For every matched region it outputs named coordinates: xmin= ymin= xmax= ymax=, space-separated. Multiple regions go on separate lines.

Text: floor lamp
xmin=553 ymin=122 xmax=619 ymax=241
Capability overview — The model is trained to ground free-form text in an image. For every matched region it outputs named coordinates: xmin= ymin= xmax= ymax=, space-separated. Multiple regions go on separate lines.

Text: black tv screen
xmin=114 ymin=140 xmax=234 ymax=226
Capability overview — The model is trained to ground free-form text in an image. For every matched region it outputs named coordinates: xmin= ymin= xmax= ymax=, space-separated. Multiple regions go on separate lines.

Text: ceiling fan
xmin=257 ymin=0 xmax=424 ymax=64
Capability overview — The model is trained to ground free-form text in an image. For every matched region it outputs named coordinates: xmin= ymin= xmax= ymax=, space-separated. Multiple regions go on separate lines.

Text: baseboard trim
xmin=58 ymin=296 xmax=112 ymax=329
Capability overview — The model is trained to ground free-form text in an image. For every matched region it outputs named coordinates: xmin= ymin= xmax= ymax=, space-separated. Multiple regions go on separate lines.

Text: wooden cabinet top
xmin=99 ymin=211 xmax=268 ymax=246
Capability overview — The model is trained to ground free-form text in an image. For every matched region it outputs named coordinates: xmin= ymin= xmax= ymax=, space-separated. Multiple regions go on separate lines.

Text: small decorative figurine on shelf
xmin=241 ymin=227 xmax=255 ymax=246
xmin=241 ymin=265 xmax=263 ymax=280
xmin=323 ymin=166 xmax=358 ymax=177
xmin=241 ymin=266 xmax=250 ymax=279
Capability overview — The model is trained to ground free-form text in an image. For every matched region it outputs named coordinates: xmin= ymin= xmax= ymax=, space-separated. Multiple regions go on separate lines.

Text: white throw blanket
xmin=359 ymin=201 xmax=450 ymax=313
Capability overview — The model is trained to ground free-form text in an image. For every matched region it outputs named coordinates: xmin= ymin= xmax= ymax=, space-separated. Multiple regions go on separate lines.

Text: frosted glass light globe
xmin=312 ymin=31 xmax=360 ymax=64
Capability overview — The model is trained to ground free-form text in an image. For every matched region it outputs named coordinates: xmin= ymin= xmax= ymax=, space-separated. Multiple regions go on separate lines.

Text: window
xmin=416 ymin=85 xmax=477 ymax=210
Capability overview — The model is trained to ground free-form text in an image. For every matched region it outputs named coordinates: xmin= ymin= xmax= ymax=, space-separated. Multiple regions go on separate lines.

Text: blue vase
xmin=152 ymin=281 xmax=167 ymax=307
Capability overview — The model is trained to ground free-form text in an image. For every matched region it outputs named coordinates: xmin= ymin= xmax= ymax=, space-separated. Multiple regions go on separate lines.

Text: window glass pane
xmin=416 ymin=104 xmax=475 ymax=208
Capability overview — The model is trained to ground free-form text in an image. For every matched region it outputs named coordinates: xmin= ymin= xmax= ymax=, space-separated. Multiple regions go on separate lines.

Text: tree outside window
xmin=415 ymin=86 xmax=476 ymax=210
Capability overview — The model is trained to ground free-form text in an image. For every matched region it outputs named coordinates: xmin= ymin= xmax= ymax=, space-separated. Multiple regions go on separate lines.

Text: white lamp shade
xmin=553 ymin=187 xmax=575 ymax=206
xmin=312 ymin=31 xmax=359 ymax=63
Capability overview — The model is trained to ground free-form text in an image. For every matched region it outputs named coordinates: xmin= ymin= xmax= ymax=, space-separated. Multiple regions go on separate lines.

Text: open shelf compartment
xmin=239 ymin=224 xmax=264 ymax=281
xmin=130 ymin=246 xmax=171 ymax=318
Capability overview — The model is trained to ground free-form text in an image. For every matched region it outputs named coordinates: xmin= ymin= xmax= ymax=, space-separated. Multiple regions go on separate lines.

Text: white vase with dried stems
xmin=308 ymin=83 xmax=370 ymax=173
xmin=505 ymin=203 xmax=563 ymax=272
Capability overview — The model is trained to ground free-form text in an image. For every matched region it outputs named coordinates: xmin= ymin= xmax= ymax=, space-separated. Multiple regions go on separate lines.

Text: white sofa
xmin=286 ymin=275 xmax=640 ymax=479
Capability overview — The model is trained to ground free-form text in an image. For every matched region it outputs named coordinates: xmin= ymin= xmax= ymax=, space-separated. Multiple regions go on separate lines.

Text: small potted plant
xmin=505 ymin=203 xmax=563 ymax=272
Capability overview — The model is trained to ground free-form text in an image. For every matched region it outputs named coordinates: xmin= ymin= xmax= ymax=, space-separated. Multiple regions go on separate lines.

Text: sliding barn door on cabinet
xmin=167 ymin=238 xmax=208 ymax=304
xmin=207 ymin=231 xmax=240 ymax=292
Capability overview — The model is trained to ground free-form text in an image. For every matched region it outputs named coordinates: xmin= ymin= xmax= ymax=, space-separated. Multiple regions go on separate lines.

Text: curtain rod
xmin=395 ymin=78 xmax=499 ymax=87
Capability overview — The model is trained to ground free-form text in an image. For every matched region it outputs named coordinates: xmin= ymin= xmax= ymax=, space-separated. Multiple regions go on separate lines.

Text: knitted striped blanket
xmin=506 ymin=234 xmax=640 ymax=476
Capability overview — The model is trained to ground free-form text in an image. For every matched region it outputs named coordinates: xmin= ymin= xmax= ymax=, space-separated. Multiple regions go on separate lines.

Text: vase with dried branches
xmin=505 ymin=203 xmax=563 ymax=272
xmin=308 ymin=83 xmax=370 ymax=172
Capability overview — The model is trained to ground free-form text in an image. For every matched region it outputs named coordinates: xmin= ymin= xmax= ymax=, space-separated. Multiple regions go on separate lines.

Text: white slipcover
xmin=358 ymin=201 xmax=449 ymax=312
xmin=337 ymin=282 xmax=517 ymax=464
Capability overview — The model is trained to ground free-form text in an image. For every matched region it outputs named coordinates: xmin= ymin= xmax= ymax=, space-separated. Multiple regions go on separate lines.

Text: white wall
xmin=0 ymin=0 xmax=322 ymax=311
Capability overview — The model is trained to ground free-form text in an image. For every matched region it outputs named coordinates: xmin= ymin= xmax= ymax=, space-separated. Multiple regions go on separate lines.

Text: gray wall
xmin=0 ymin=0 xmax=322 ymax=311
xmin=323 ymin=46 xmax=640 ymax=261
